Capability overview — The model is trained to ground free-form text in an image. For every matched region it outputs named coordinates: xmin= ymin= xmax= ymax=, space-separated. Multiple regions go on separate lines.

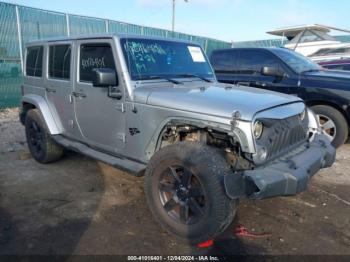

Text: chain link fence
xmin=0 ymin=2 xmax=231 ymax=109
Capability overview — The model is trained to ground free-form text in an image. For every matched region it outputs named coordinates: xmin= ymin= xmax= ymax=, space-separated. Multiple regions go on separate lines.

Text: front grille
xmin=256 ymin=115 xmax=308 ymax=161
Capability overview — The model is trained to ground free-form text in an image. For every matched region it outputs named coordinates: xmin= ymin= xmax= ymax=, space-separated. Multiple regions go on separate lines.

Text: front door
xmin=73 ymin=39 xmax=126 ymax=154
xmin=237 ymin=49 xmax=298 ymax=94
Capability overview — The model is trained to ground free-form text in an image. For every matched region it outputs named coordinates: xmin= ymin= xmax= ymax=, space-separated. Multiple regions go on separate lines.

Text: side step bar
xmin=52 ymin=135 xmax=146 ymax=176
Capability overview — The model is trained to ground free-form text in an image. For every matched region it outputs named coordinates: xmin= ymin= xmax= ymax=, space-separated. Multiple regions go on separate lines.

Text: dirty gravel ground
xmin=0 ymin=108 xmax=350 ymax=256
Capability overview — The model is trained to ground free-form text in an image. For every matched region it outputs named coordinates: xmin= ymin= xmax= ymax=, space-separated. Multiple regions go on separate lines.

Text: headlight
xmin=299 ymin=108 xmax=306 ymax=121
xmin=253 ymin=121 xmax=263 ymax=139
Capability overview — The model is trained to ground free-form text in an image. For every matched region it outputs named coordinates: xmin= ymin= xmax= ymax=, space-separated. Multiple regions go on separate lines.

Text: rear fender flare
xmin=21 ymin=94 xmax=63 ymax=135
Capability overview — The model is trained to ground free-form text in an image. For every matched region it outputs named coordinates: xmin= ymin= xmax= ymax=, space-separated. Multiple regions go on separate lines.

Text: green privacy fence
xmin=0 ymin=2 xmax=231 ymax=109
xmin=0 ymin=2 xmax=22 ymax=109
xmin=232 ymin=39 xmax=285 ymax=48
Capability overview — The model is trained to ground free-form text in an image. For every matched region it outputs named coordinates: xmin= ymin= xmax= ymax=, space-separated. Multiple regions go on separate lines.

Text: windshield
xmin=120 ymin=38 xmax=214 ymax=81
xmin=271 ymin=48 xmax=322 ymax=73
xmin=289 ymin=29 xmax=336 ymax=44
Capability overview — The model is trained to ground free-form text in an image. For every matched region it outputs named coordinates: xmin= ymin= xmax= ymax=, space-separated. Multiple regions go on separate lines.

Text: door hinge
xmin=45 ymin=87 xmax=56 ymax=93
xmin=68 ymin=119 xmax=74 ymax=128
xmin=115 ymin=102 xmax=125 ymax=112
xmin=116 ymin=133 xmax=126 ymax=143
xmin=71 ymin=91 xmax=87 ymax=98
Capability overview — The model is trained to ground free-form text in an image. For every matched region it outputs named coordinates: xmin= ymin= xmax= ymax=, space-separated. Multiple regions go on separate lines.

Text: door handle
xmin=46 ymin=87 xmax=56 ymax=93
xmin=253 ymin=81 xmax=267 ymax=87
xmin=71 ymin=91 xmax=86 ymax=98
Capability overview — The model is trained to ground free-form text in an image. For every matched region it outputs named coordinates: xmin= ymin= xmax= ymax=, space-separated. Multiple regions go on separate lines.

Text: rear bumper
xmin=224 ymin=134 xmax=336 ymax=200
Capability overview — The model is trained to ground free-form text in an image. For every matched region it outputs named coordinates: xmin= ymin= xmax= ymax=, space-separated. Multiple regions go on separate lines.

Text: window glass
xmin=311 ymin=47 xmax=350 ymax=57
xmin=271 ymin=48 xmax=322 ymax=73
xmin=299 ymin=31 xmax=323 ymax=43
xmin=324 ymin=65 xmax=342 ymax=70
xmin=290 ymin=29 xmax=335 ymax=44
xmin=210 ymin=50 xmax=237 ymax=73
xmin=26 ymin=46 xmax=43 ymax=77
xmin=80 ymin=44 xmax=116 ymax=82
xmin=237 ymin=50 xmax=279 ymax=75
xmin=49 ymin=45 xmax=71 ymax=80
xmin=323 ymin=64 xmax=350 ymax=71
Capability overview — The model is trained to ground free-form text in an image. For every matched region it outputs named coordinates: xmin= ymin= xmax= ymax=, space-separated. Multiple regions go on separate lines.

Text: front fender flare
xmin=21 ymin=94 xmax=63 ymax=135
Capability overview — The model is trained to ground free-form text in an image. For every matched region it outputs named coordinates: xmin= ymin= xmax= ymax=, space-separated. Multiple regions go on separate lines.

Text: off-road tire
xmin=25 ymin=109 xmax=63 ymax=163
xmin=311 ymin=105 xmax=348 ymax=148
xmin=144 ymin=142 xmax=238 ymax=244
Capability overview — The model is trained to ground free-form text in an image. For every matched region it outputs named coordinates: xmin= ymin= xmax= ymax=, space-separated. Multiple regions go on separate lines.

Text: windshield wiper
xmin=175 ymin=74 xmax=213 ymax=82
xmin=138 ymin=75 xmax=182 ymax=84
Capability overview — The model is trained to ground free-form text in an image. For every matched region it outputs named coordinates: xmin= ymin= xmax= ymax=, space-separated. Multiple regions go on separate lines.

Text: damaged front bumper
xmin=224 ymin=134 xmax=336 ymax=200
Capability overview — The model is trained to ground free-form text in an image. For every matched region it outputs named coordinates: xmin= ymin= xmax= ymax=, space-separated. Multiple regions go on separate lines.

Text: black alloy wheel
xmin=158 ymin=165 xmax=206 ymax=225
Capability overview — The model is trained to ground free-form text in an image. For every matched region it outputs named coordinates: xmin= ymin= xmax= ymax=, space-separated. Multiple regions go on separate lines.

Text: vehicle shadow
xmin=0 ymin=150 xmax=266 ymax=256
xmin=0 ymin=152 xmax=105 ymax=255
xmin=0 ymin=208 xmax=16 ymax=248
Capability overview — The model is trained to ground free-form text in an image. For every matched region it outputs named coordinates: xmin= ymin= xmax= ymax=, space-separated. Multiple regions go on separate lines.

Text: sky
xmin=4 ymin=0 xmax=350 ymax=42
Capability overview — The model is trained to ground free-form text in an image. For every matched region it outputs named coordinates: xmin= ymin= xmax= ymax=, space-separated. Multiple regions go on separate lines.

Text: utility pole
xmin=172 ymin=0 xmax=175 ymax=32
xmin=172 ymin=0 xmax=188 ymax=32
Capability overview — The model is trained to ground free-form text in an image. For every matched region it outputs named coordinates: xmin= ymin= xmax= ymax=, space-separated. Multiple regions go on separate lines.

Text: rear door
xmin=210 ymin=50 xmax=237 ymax=84
xmin=73 ymin=38 xmax=126 ymax=154
xmin=45 ymin=42 xmax=78 ymax=138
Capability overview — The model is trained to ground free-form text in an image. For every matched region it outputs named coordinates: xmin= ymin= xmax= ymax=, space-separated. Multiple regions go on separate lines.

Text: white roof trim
xmin=267 ymin=24 xmax=350 ymax=37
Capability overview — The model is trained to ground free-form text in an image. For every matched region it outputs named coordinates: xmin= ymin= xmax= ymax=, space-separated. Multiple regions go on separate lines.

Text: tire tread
xmin=25 ymin=109 xmax=63 ymax=163
xmin=311 ymin=105 xmax=348 ymax=148
xmin=144 ymin=142 xmax=238 ymax=244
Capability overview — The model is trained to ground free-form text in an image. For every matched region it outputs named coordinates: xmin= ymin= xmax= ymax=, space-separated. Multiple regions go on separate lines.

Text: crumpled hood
xmin=142 ymin=82 xmax=301 ymax=121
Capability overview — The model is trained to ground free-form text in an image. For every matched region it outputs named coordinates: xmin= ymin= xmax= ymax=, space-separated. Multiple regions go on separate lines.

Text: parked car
xmin=319 ymin=58 xmax=350 ymax=71
xmin=20 ymin=35 xmax=335 ymax=243
xmin=210 ymin=47 xmax=350 ymax=148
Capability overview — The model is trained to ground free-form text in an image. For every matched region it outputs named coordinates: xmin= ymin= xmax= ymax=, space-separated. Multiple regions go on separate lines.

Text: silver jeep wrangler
xmin=20 ymin=34 xmax=335 ymax=243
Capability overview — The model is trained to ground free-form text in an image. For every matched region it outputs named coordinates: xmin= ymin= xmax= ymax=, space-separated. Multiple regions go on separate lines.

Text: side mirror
xmin=92 ymin=68 xmax=122 ymax=99
xmin=261 ymin=66 xmax=286 ymax=78
xmin=92 ymin=68 xmax=118 ymax=87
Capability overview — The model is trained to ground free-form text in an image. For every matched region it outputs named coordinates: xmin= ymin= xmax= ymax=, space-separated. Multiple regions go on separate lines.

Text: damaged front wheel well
xmin=157 ymin=123 xmax=253 ymax=171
